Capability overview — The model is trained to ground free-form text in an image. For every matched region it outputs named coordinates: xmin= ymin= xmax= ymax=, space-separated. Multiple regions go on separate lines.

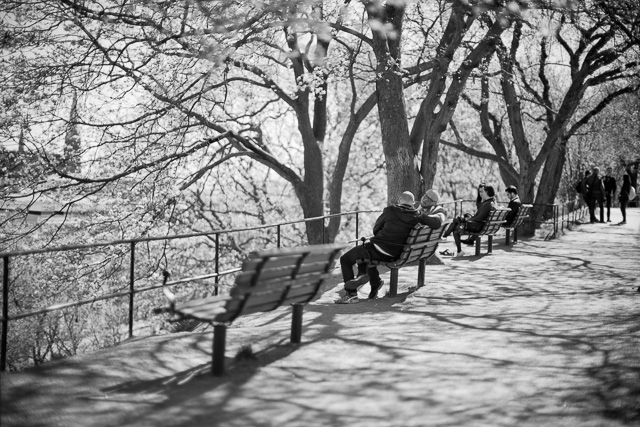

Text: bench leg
xmin=417 ymin=259 xmax=426 ymax=289
xmin=389 ymin=268 xmax=399 ymax=297
xmin=488 ymin=235 xmax=493 ymax=254
xmin=505 ymin=228 xmax=511 ymax=246
xmin=212 ymin=324 xmax=227 ymax=376
xmin=513 ymin=228 xmax=518 ymax=244
xmin=475 ymin=237 xmax=481 ymax=256
xmin=291 ymin=303 xmax=303 ymax=344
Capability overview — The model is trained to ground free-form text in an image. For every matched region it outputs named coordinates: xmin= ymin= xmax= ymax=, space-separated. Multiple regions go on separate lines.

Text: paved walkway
xmin=2 ymin=209 xmax=639 ymax=427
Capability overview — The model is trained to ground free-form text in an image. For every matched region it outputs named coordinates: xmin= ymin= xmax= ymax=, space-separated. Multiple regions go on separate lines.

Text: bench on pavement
xmin=154 ymin=243 xmax=345 ymax=376
xmin=467 ymin=209 xmax=510 ymax=256
xmin=504 ymin=204 xmax=533 ymax=245
xmin=368 ymin=222 xmax=449 ymax=297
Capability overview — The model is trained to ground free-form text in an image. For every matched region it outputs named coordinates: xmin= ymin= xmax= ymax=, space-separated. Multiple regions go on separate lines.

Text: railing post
xmin=215 ymin=233 xmax=220 ymax=296
xmin=129 ymin=242 xmax=135 ymax=338
xmin=355 ymin=212 xmax=359 ymax=243
xmin=1 ymin=256 xmax=9 ymax=372
xmin=554 ymin=204 xmax=558 ymax=238
xmin=322 ymin=217 xmax=325 ymax=244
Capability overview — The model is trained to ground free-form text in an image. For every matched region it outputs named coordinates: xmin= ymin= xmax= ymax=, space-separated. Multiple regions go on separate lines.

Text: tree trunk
xmin=370 ymin=2 xmax=421 ymax=203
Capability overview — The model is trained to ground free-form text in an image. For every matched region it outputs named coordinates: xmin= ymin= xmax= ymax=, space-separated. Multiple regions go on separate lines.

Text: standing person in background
xmin=602 ymin=167 xmax=617 ymax=222
xmin=579 ymin=170 xmax=591 ymax=209
xmin=618 ymin=174 xmax=633 ymax=225
xmin=585 ymin=167 xmax=605 ymax=223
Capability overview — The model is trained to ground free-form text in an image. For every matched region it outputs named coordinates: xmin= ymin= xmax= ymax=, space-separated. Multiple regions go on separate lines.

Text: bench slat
xmin=235 ymin=262 xmax=331 ymax=286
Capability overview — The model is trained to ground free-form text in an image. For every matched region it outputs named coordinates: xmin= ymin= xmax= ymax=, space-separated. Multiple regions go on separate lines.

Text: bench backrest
xmin=508 ymin=204 xmax=533 ymax=229
xmin=221 ymin=243 xmax=345 ymax=322
xmin=381 ymin=222 xmax=449 ymax=268
xmin=474 ymin=209 xmax=509 ymax=236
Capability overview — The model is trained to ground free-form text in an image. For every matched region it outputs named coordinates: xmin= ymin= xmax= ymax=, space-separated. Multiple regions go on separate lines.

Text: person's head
xmin=593 ymin=166 xmax=600 ymax=176
xmin=585 ymin=170 xmax=591 ymax=177
xmin=398 ymin=191 xmax=415 ymax=206
xmin=481 ymin=185 xmax=495 ymax=199
xmin=606 ymin=167 xmax=613 ymax=175
xmin=623 ymin=174 xmax=631 ymax=184
xmin=505 ymin=185 xmax=518 ymax=200
xmin=420 ymin=189 xmax=440 ymax=209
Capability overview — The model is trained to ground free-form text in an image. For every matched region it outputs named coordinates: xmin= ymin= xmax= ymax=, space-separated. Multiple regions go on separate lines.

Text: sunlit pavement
xmin=2 ymin=209 xmax=639 ymax=427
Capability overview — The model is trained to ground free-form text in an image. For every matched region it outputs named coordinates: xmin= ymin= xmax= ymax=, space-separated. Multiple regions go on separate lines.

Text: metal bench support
xmin=291 ymin=303 xmax=303 ymax=344
xmin=389 ymin=268 xmax=399 ymax=297
xmin=213 ymin=324 xmax=227 ymax=376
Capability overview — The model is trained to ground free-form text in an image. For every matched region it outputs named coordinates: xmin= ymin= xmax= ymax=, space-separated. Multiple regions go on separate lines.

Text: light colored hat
xmin=421 ymin=189 xmax=440 ymax=207
xmin=398 ymin=191 xmax=415 ymax=206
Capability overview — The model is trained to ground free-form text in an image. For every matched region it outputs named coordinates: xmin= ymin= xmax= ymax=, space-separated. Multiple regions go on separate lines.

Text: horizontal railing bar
xmin=0 ymin=210 xmax=382 ymax=258
xmin=2 ymin=268 xmax=241 ymax=322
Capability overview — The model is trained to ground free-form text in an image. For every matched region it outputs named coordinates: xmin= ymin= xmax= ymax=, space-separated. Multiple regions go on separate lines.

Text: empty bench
xmin=468 ymin=209 xmax=509 ymax=256
xmin=504 ymin=204 xmax=533 ymax=245
xmin=367 ymin=222 xmax=449 ymax=297
xmin=154 ymin=243 xmax=344 ymax=376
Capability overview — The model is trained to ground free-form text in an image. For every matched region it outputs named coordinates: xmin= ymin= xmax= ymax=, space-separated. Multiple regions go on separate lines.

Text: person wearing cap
xmin=335 ymin=190 xmax=446 ymax=304
xmin=504 ymin=185 xmax=522 ymax=227
xmin=442 ymin=185 xmax=497 ymax=257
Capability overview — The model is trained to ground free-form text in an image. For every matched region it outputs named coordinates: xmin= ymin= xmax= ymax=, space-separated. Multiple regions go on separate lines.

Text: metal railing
xmin=1 ymin=200 xmax=587 ymax=371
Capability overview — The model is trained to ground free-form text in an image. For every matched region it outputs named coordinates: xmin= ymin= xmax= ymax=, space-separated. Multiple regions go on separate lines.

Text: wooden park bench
xmin=503 ymin=204 xmax=533 ymax=245
xmin=467 ymin=209 xmax=510 ymax=256
xmin=367 ymin=222 xmax=449 ymax=297
xmin=154 ymin=243 xmax=344 ymax=376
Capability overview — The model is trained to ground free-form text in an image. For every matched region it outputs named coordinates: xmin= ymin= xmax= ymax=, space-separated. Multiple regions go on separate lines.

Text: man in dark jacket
xmin=586 ymin=166 xmax=606 ymax=223
xmin=335 ymin=190 xmax=445 ymax=304
xmin=504 ymin=185 xmax=522 ymax=227
xmin=602 ymin=167 xmax=616 ymax=222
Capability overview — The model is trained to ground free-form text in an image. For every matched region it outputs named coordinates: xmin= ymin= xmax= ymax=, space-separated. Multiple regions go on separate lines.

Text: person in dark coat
xmin=442 ymin=185 xmax=497 ymax=257
xmin=618 ymin=174 xmax=632 ymax=225
xmin=336 ymin=190 xmax=445 ymax=304
xmin=602 ymin=167 xmax=616 ymax=222
xmin=504 ymin=185 xmax=522 ymax=227
xmin=585 ymin=166 xmax=605 ymax=223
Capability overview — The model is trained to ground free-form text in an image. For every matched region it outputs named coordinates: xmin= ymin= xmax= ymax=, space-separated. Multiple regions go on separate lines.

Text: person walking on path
xmin=618 ymin=174 xmax=634 ymax=225
xmin=603 ymin=167 xmax=616 ymax=222
xmin=504 ymin=185 xmax=522 ymax=227
xmin=585 ymin=166 xmax=605 ymax=223
xmin=442 ymin=185 xmax=497 ymax=257
xmin=335 ymin=190 xmax=446 ymax=304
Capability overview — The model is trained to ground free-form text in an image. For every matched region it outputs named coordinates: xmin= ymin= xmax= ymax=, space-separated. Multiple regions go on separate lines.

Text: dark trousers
xmin=620 ymin=198 xmax=628 ymax=222
xmin=605 ymin=194 xmax=613 ymax=220
xmin=444 ymin=216 xmax=481 ymax=253
xmin=587 ymin=193 xmax=604 ymax=222
xmin=339 ymin=243 xmax=394 ymax=293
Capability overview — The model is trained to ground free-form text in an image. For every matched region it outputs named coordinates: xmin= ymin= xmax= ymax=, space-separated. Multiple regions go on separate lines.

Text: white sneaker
xmin=454 ymin=250 xmax=465 ymax=257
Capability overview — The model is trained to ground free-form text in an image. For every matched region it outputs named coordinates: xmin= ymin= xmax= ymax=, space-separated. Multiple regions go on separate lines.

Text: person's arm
xmin=420 ymin=206 xmax=445 ymax=229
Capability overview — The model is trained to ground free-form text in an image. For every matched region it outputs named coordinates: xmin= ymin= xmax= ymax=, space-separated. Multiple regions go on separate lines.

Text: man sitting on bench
xmin=335 ymin=190 xmax=446 ymax=304
xmin=442 ymin=185 xmax=497 ymax=257
xmin=504 ymin=185 xmax=522 ymax=227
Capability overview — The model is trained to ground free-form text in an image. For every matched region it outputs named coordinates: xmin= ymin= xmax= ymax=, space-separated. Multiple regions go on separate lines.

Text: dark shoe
xmin=461 ymin=238 xmax=474 ymax=246
xmin=368 ymin=280 xmax=385 ymax=299
xmin=345 ymin=274 xmax=369 ymax=289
